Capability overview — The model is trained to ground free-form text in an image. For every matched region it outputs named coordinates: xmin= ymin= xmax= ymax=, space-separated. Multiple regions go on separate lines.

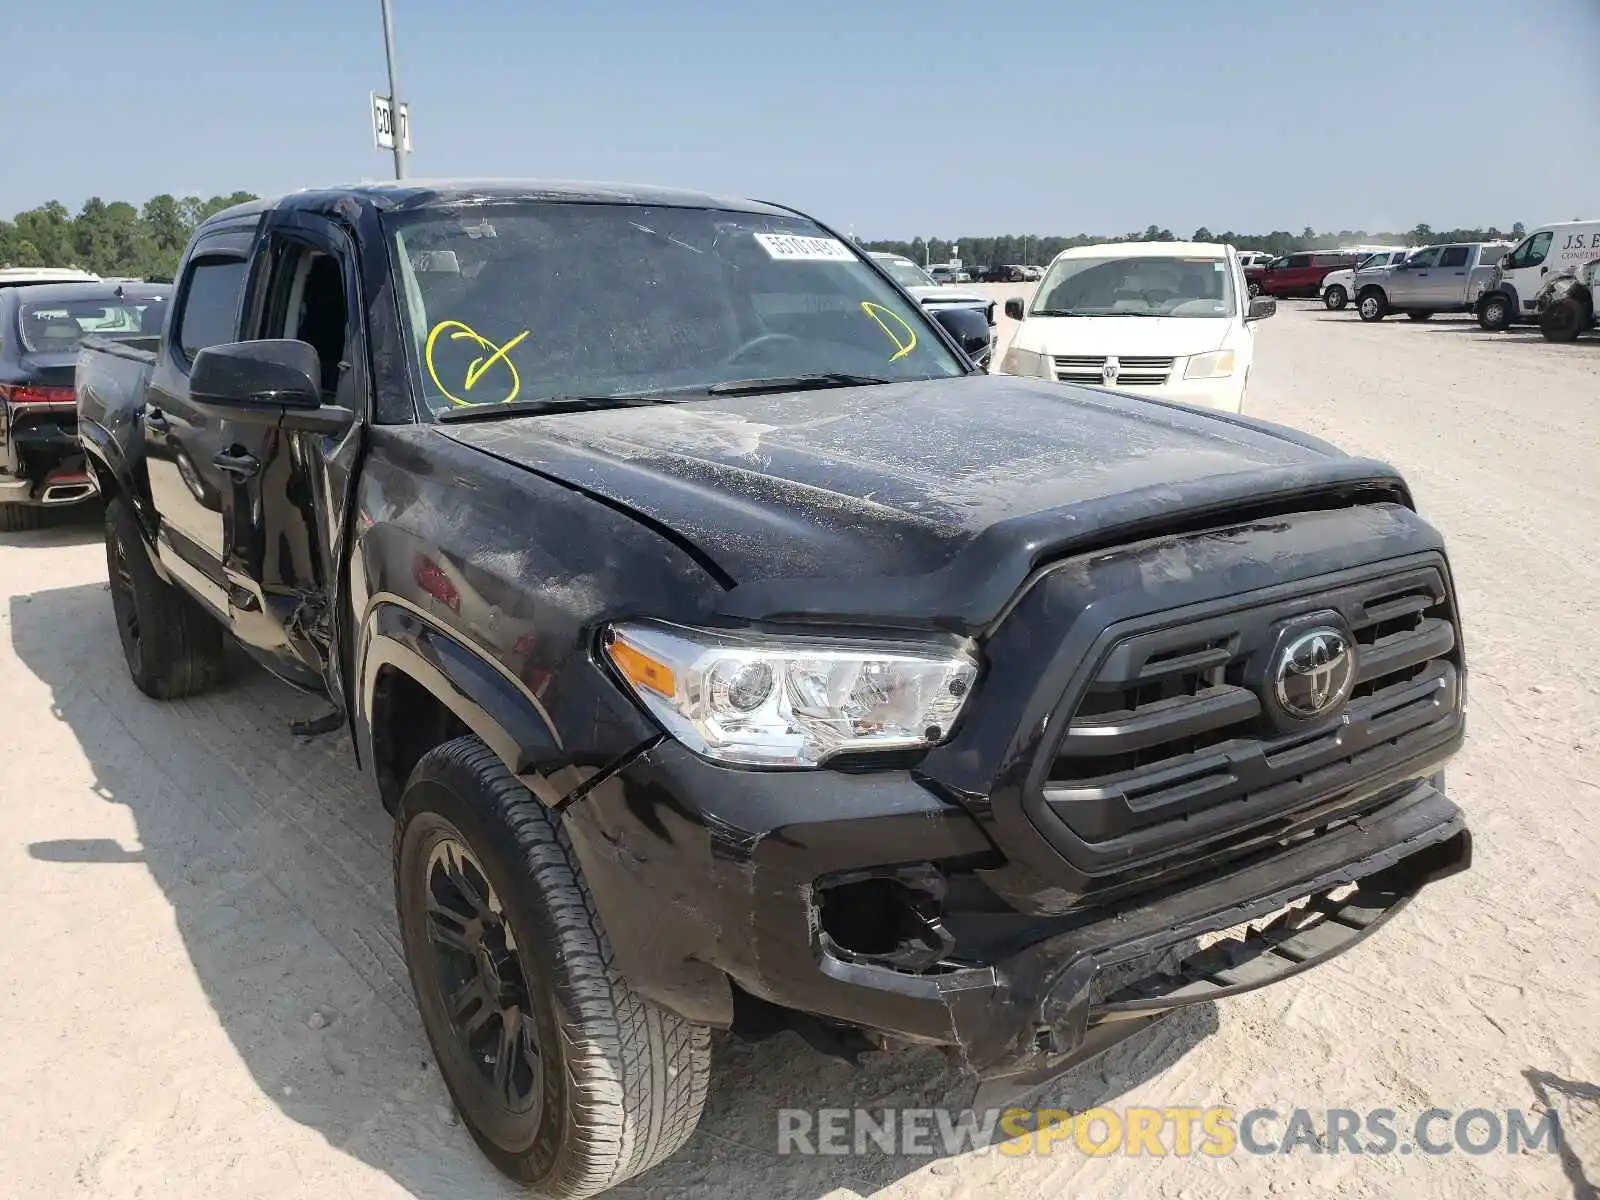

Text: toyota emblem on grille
xmin=1273 ymin=627 xmax=1357 ymax=720
xmin=1102 ymin=356 xmax=1120 ymax=385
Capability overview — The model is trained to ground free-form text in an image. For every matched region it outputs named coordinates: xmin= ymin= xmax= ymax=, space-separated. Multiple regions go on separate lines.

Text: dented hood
xmin=441 ymin=374 xmax=1405 ymax=630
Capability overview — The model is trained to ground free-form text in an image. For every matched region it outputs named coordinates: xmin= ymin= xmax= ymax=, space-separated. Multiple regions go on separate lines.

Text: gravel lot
xmin=1 ymin=300 xmax=1596 ymax=1199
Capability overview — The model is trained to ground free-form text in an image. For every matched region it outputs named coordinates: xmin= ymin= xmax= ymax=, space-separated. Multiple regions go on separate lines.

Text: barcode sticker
xmin=753 ymin=233 xmax=857 ymax=262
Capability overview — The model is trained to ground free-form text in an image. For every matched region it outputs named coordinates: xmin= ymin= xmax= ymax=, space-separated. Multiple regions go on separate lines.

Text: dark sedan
xmin=0 ymin=280 xmax=169 ymax=529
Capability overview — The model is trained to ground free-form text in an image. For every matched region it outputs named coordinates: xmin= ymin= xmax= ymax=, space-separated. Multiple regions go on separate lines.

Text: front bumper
xmin=1135 ymin=375 xmax=1246 ymax=413
xmin=564 ymin=738 xmax=1468 ymax=1087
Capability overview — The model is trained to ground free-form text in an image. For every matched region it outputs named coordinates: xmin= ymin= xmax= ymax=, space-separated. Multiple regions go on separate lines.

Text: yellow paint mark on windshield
xmin=860 ymin=301 xmax=918 ymax=362
xmin=424 ymin=320 xmax=530 ymax=405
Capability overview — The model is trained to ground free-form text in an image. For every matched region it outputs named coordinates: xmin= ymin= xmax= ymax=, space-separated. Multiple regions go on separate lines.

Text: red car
xmin=1245 ymin=250 xmax=1365 ymax=299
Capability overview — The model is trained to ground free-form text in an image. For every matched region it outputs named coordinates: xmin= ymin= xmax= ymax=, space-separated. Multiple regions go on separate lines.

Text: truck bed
xmin=75 ymin=335 xmax=158 ymax=488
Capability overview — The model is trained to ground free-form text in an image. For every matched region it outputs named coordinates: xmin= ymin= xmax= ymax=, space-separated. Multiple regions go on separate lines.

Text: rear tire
xmin=1323 ymin=285 xmax=1348 ymax=311
xmin=395 ymin=737 xmax=711 ymax=1197
xmin=1477 ymin=293 xmax=1514 ymax=331
xmin=1357 ymin=290 xmax=1388 ymax=322
xmin=1247 ymin=281 xmax=1262 ymax=298
xmin=0 ymin=502 xmax=41 ymax=532
xmin=103 ymin=495 xmax=226 ymax=699
xmin=1406 ymin=311 xmax=1435 ymax=322
xmin=1540 ymin=298 xmax=1587 ymax=343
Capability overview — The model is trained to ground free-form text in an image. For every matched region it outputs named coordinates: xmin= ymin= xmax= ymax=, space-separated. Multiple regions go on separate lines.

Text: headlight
xmin=1184 ymin=350 xmax=1236 ymax=380
xmin=1000 ymin=346 xmax=1051 ymax=378
xmin=603 ymin=621 xmax=978 ymax=767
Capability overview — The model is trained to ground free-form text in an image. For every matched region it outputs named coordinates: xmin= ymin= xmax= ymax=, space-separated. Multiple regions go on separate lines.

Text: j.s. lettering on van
xmin=1476 ymin=218 xmax=1600 ymax=331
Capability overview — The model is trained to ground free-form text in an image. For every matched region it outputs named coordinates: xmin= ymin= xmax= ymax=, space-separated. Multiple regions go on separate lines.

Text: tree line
xmin=0 ymin=193 xmax=260 ymax=281
xmin=861 ymin=222 xmax=1528 ymax=269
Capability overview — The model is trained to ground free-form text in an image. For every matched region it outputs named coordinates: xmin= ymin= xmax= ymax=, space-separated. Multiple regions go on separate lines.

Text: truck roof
xmin=0 ymin=280 xmax=171 ymax=305
xmin=203 ymin=179 xmax=800 ymax=230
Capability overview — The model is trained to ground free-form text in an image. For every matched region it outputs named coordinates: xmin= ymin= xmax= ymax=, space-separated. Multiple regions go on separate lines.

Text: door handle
xmin=143 ymin=406 xmax=169 ymax=432
xmin=212 ymin=449 xmax=260 ymax=480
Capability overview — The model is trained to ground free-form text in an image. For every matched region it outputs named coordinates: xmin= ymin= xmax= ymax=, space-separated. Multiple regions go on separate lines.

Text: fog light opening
xmin=817 ymin=870 xmax=956 ymax=973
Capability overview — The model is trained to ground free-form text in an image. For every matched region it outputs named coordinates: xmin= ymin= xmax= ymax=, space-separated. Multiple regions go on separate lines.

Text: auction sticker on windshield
xmin=754 ymin=233 xmax=857 ymax=262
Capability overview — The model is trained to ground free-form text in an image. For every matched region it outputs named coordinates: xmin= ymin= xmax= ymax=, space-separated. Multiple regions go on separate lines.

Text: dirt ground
xmin=2 ymin=300 xmax=1597 ymax=1199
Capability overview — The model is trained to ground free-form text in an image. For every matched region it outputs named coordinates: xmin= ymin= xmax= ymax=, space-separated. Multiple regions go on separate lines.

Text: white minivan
xmin=1477 ymin=218 xmax=1600 ymax=330
xmin=998 ymin=242 xmax=1274 ymax=413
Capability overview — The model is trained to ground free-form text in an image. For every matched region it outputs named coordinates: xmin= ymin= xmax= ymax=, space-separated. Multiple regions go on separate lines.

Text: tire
xmin=0 ymin=502 xmax=42 ymax=532
xmin=1478 ymin=293 xmax=1514 ymax=331
xmin=1406 ymin=311 xmax=1435 ymax=322
xmin=1540 ymin=298 xmax=1587 ymax=343
xmin=1324 ymin=285 xmax=1348 ymax=311
xmin=395 ymin=737 xmax=711 ymax=1197
xmin=103 ymin=495 xmax=226 ymax=699
xmin=1247 ymin=280 xmax=1262 ymax=298
xmin=1357 ymin=290 xmax=1388 ymax=322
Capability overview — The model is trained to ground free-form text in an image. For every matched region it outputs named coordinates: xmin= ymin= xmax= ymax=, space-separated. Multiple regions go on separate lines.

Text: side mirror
xmin=1246 ymin=295 xmax=1277 ymax=322
xmin=931 ymin=307 xmax=992 ymax=360
xmin=190 ymin=339 xmax=322 ymax=411
xmin=1004 ymin=298 xmax=1026 ymax=321
xmin=1499 ymin=255 xmax=1512 ymax=269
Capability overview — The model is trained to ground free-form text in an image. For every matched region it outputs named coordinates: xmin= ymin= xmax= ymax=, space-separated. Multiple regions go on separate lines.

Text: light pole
xmin=379 ymin=0 xmax=406 ymax=179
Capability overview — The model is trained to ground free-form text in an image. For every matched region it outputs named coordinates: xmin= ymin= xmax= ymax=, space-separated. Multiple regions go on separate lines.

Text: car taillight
xmin=0 ymin=383 xmax=75 ymax=405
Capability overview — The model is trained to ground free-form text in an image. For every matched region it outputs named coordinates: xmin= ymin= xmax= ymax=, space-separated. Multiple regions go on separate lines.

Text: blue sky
xmin=7 ymin=0 xmax=1597 ymax=236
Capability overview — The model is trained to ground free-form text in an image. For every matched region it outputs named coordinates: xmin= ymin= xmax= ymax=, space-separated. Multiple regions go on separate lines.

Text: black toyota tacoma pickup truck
xmin=77 ymin=181 xmax=1470 ymax=1197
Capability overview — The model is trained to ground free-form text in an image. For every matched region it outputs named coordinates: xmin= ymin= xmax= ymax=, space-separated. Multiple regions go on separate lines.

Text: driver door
xmin=1389 ymin=247 xmax=1440 ymax=303
xmin=213 ymin=213 xmax=364 ymax=692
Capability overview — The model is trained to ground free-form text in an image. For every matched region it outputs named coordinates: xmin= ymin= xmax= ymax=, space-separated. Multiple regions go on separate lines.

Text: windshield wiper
xmin=706 ymin=372 xmax=892 ymax=396
xmin=436 ymin=394 xmax=674 ymax=423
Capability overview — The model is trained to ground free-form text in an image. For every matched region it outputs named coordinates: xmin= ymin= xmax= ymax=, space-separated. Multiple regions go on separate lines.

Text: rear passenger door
xmin=1425 ymin=245 xmax=1473 ymax=305
xmin=143 ymin=228 xmax=254 ymax=613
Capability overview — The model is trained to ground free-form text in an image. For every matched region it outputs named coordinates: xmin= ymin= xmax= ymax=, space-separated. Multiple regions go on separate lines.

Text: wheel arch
xmin=80 ymin=417 xmax=161 ymax=544
xmin=356 ymin=597 xmax=569 ymax=812
xmin=1480 ymin=284 xmax=1519 ymax=313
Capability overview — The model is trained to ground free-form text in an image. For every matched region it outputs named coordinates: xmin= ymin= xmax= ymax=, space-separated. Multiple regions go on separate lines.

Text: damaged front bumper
xmin=563 ymin=739 xmax=1469 ymax=1092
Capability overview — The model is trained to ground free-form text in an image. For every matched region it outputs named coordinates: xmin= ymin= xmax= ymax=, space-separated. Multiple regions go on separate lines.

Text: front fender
xmin=1536 ymin=276 xmax=1587 ymax=307
xmin=356 ymin=597 xmax=573 ymax=807
xmin=1481 ymin=283 xmax=1520 ymax=313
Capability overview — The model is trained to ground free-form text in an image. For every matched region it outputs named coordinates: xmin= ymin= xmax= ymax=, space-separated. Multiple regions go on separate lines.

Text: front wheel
xmin=1323 ymin=285 xmax=1348 ymax=311
xmin=1540 ymin=298 xmax=1588 ymax=343
xmin=103 ymin=495 xmax=226 ymax=699
xmin=1478 ymin=293 xmax=1514 ymax=331
xmin=395 ymin=737 xmax=710 ymax=1197
xmin=1406 ymin=311 xmax=1435 ymax=322
xmin=1357 ymin=290 xmax=1388 ymax=322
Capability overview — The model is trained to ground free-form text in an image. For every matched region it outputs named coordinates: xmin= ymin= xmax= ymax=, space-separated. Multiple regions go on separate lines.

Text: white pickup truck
xmin=1321 ymin=250 xmax=1412 ymax=311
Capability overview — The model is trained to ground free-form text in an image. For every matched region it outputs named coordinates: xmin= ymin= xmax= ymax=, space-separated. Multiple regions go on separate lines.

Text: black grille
xmin=1037 ymin=563 xmax=1462 ymax=866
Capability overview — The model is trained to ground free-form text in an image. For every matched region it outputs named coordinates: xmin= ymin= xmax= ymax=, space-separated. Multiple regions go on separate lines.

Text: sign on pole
xmin=371 ymin=92 xmax=412 ymax=152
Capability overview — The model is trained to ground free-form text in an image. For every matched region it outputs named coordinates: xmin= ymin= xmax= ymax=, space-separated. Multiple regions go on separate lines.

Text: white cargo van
xmin=1476 ymin=218 xmax=1600 ymax=330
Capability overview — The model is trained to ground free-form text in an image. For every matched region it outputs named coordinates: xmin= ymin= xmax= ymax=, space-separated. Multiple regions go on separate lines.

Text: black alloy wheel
xmin=422 ymin=834 xmax=542 ymax=1118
